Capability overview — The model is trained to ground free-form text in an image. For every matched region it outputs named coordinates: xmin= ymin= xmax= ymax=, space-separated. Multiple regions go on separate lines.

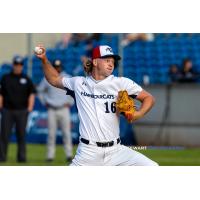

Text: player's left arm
xmin=134 ymin=89 xmax=155 ymax=120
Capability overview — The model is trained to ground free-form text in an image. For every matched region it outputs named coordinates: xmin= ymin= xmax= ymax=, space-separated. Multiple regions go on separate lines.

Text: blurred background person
xmin=169 ymin=64 xmax=181 ymax=83
xmin=0 ymin=56 xmax=36 ymax=163
xmin=83 ymin=33 xmax=102 ymax=57
xmin=179 ymin=58 xmax=200 ymax=83
xmin=121 ymin=33 xmax=155 ymax=47
xmin=37 ymin=59 xmax=74 ymax=162
xmin=56 ymin=33 xmax=73 ymax=49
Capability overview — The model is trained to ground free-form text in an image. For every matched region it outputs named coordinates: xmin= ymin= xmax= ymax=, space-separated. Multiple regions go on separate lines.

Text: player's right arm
xmin=35 ymin=45 xmax=64 ymax=89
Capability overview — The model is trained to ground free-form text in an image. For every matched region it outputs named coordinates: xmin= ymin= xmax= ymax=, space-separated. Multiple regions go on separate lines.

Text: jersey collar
xmin=88 ymin=75 xmax=113 ymax=85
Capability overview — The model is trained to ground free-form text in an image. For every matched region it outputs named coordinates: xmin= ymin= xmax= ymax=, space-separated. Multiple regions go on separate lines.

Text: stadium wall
xmin=0 ymin=33 xmax=62 ymax=64
xmin=134 ymin=84 xmax=200 ymax=147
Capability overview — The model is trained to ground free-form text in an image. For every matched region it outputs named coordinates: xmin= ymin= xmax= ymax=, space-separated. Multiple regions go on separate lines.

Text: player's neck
xmin=91 ymin=71 xmax=107 ymax=81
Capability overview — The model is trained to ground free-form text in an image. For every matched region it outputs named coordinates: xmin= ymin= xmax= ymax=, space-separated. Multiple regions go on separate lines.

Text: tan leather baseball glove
xmin=116 ymin=90 xmax=135 ymax=123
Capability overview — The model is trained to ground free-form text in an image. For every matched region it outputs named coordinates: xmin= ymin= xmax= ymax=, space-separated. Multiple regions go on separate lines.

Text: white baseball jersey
xmin=62 ymin=75 xmax=142 ymax=142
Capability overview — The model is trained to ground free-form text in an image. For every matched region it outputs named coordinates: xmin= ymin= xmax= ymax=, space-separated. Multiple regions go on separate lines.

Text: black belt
xmin=80 ymin=138 xmax=121 ymax=147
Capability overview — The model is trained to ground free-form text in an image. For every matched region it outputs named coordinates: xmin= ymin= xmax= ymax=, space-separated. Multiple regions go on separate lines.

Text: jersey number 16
xmin=104 ymin=102 xmax=116 ymax=113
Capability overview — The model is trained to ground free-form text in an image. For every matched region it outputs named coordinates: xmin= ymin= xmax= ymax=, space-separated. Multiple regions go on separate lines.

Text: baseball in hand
xmin=34 ymin=46 xmax=43 ymax=55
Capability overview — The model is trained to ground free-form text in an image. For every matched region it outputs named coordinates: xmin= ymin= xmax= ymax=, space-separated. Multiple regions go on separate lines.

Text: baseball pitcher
xmin=35 ymin=45 xmax=158 ymax=166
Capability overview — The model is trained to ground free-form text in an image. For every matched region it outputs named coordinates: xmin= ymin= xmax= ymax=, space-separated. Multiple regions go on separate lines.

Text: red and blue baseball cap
xmin=92 ymin=45 xmax=121 ymax=61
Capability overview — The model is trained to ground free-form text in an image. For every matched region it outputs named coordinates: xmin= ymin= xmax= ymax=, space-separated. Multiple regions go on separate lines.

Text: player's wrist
xmin=134 ymin=110 xmax=143 ymax=120
xmin=41 ymin=57 xmax=48 ymax=64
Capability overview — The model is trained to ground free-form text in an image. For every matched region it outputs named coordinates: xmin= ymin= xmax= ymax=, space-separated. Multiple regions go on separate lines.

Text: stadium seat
xmin=1 ymin=34 xmax=200 ymax=85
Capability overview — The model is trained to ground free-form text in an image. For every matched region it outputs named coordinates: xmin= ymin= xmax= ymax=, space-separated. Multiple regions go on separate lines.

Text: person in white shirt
xmin=35 ymin=45 xmax=158 ymax=166
xmin=37 ymin=59 xmax=74 ymax=162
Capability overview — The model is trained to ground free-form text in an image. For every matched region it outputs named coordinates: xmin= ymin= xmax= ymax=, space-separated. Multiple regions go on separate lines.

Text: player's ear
xmin=93 ymin=59 xmax=98 ymax=67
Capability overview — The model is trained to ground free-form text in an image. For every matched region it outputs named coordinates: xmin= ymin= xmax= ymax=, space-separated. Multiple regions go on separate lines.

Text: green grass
xmin=137 ymin=148 xmax=200 ymax=166
xmin=0 ymin=143 xmax=76 ymax=166
xmin=1 ymin=143 xmax=200 ymax=166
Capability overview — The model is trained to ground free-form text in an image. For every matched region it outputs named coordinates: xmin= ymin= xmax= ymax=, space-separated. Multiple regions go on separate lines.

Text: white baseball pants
xmin=47 ymin=107 xmax=72 ymax=159
xmin=70 ymin=141 xmax=158 ymax=166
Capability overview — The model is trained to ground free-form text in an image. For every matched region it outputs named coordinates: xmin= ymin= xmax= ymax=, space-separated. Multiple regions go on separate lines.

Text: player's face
xmin=96 ymin=57 xmax=115 ymax=77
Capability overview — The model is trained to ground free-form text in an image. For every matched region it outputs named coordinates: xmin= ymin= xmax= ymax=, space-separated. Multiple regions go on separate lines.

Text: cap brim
xmin=100 ymin=54 xmax=121 ymax=60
